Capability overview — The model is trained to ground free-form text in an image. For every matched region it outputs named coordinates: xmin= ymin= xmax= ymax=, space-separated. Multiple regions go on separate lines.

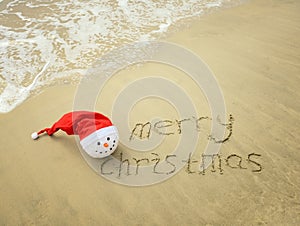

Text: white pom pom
xmin=31 ymin=132 xmax=39 ymax=140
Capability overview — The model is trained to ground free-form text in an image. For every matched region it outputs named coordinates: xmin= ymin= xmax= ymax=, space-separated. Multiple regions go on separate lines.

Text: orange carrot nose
xmin=103 ymin=143 xmax=109 ymax=148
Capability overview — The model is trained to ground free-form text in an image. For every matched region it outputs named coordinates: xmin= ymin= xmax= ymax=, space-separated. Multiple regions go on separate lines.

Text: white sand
xmin=0 ymin=0 xmax=299 ymax=225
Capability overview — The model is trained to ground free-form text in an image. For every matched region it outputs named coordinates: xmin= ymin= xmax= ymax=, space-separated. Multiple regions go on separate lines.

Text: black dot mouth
xmin=97 ymin=142 xmax=101 ymax=145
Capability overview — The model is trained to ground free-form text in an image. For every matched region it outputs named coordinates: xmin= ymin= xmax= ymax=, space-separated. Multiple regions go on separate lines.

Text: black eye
xmin=107 ymin=137 xmax=110 ymax=141
xmin=97 ymin=142 xmax=101 ymax=145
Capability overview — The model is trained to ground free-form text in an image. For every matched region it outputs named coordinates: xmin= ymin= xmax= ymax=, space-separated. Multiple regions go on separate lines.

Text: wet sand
xmin=1 ymin=0 xmax=300 ymax=225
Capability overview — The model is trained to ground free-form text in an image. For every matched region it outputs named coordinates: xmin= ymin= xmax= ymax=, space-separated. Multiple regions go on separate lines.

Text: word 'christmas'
xmin=100 ymin=152 xmax=262 ymax=178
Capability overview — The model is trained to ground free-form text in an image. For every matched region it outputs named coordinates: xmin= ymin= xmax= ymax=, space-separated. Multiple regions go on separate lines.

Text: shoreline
xmin=1 ymin=0 xmax=300 ymax=225
xmin=0 ymin=0 xmax=241 ymax=115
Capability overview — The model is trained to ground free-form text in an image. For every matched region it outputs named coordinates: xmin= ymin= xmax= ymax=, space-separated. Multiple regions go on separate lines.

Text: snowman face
xmin=94 ymin=133 xmax=119 ymax=158
xmin=82 ymin=132 xmax=119 ymax=158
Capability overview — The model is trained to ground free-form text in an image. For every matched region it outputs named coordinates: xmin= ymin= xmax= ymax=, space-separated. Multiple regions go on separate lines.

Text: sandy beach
xmin=1 ymin=0 xmax=300 ymax=225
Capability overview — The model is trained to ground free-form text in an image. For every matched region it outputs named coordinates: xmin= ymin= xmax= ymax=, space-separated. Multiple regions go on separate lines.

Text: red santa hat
xmin=31 ymin=111 xmax=119 ymax=158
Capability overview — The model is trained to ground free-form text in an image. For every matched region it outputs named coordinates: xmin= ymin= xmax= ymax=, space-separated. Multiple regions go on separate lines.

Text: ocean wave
xmin=0 ymin=0 xmax=240 ymax=113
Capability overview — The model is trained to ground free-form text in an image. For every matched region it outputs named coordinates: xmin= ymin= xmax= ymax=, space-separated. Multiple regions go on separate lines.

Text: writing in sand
xmin=99 ymin=114 xmax=262 ymax=178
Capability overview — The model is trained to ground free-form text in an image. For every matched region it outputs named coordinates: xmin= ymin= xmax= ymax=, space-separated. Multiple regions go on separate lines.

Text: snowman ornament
xmin=31 ymin=111 xmax=119 ymax=158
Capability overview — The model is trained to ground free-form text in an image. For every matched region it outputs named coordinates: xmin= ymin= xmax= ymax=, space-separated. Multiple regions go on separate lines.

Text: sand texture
xmin=0 ymin=0 xmax=300 ymax=225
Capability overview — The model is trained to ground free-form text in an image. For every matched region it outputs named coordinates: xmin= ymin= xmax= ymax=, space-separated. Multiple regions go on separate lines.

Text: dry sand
xmin=1 ymin=0 xmax=300 ymax=225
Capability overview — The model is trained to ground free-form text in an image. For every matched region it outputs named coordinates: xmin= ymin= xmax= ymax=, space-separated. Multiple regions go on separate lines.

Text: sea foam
xmin=0 ymin=0 xmax=240 ymax=113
